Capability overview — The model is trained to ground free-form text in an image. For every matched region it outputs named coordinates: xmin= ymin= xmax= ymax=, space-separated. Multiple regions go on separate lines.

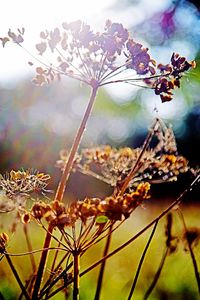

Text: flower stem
xmin=178 ymin=209 xmax=200 ymax=294
xmin=80 ymin=174 xmax=200 ymax=277
xmin=31 ymin=225 xmax=53 ymax=299
xmin=127 ymin=220 xmax=158 ymax=300
xmin=73 ymin=251 xmax=80 ymax=300
xmin=143 ymin=247 xmax=169 ymax=300
xmin=23 ymin=224 xmax=36 ymax=273
xmin=94 ymin=225 xmax=113 ymax=300
xmin=119 ymin=118 xmax=159 ymax=195
xmin=55 ymin=84 xmax=98 ymax=202
xmin=5 ymin=253 xmax=30 ymax=300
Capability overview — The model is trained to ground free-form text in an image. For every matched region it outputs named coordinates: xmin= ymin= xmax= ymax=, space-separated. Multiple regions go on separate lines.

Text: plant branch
xmin=177 ymin=209 xmax=200 ymax=294
xmin=73 ymin=251 xmax=80 ymax=300
xmin=94 ymin=225 xmax=113 ymax=300
xmin=31 ymin=225 xmax=53 ymax=299
xmin=127 ymin=220 xmax=158 ymax=300
xmin=119 ymin=118 xmax=159 ymax=195
xmin=55 ymin=84 xmax=98 ymax=202
xmin=80 ymin=174 xmax=200 ymax=278
xmin=23 ymin=224 xmax=36 ymax=273
xmin=5 ymin=253 xmax=30 ymax=300
xmin=143 ymin=247 xmax=169 ymax=300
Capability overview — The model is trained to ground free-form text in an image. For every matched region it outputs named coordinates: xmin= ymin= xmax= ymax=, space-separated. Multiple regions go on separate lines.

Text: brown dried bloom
xmin=57 ymin=119 xmax=189 ymax=188
xmin=0 ymin=169 xmax=51 ymax=199
xmin=1 ymin=22 xmax=195 ymax=102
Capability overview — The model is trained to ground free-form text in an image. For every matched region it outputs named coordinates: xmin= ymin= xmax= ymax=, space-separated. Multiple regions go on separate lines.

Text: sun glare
xmin=0 ymin=0 xmax=115 ymax=83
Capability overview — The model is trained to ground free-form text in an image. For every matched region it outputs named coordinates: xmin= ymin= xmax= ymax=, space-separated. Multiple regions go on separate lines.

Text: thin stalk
xmin=81 ymin=174 xmax=200 ymax=277
xmin=39 ymin=258 xmax=73 ymax=299
xmin=143 ymin=247 xmax=169 ymax=300
xmin=119 ymin=118 xmax=159 ymax=195
xmin=127 ymin=220 xmax=158 ymax=300
xmin=47 ymin=174 xmax=200 ymax=298
xmin=73 ymin=251 xmax=80 ymax=300
xmin=23 ymin=224 xmax=36 ymax=272
xmin=49 ymin=235 xmax=63 ymax=275
xmin=5 ymin=253 xmax=30 ymax=300
xmin=94 ymin=225 xmax=113 ymax=300
xmin=178 ymin=209 xmax=200 ymax=294
xmin=44 ymin=236 xmax=63 ymax=300
xmin=55 ymin=84 xmax=98 ymax=202
xmin=31 ymin=225 xmax=53 ymax=299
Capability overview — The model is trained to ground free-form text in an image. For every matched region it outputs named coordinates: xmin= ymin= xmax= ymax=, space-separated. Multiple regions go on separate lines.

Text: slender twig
xmin=44 ymin=235 xmax=63 ymax=300
xmin=23 ymin=224 xmax=36 ymax=272
xmin=94 ymin=225 xmax=113 ymax=300
xmin=80 ymin=174 xmax=200 ymax=278
xmin=49 ymin=235 xmax=63 ymax=274
xmin=50 ymin=175 xmax=198 ymax=300
xmin=39 ymin=252 xmax=71 ymax=296
xmin=73 ymin=251 xmax=80 ymax=300
xmin=55 ymin=84 xmax=98 ymax=202
xmin=99 ymin=72 xmax=171 ymax=87
xmin=5 ymin=253 xmax=30 ymax=300
xmin=31 ymin=225 xmax=53 ymax=299
xmin=127 ymin=221 xmax=158 ymax=300
xmin=119 ymin=118 xmax=159 ymax=195
xmin=177 ymin=209 xmax=200 ymax=294
xmin=143 ymin=247 xmax=169 ymax=300
xmin=39 ymin=257 xmax=73 ymax=299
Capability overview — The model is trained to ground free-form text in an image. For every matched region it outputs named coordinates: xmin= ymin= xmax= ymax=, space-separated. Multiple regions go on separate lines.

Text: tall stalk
xmin=55 ymin=84 xmax=98 ymax=202
xmin=73 ymin=251 xmax=80 ymax=300
xmin=127 ymin=221 xmax=158 ymax=300
xmin=94 ymin=225 xmax=113 ymax=300
xmin=5 ymin=254 xmax=30 ymax=300
xmin=31 ymin=225 xmax=53 ymax=299
xmin=31 ymin=84 xmax=98 ymax=298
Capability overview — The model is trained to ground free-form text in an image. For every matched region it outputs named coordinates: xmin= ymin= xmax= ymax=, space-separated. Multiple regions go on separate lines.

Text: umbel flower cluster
xmin=28 ymin=119 xmax=189 ymax=252
xmin=0 ymin=170 xmax=50 ymax=213
xmin=57 ymin=119 xmax=188 ymax=188
xmin=1 ymin=20 xmax=195 ymax=102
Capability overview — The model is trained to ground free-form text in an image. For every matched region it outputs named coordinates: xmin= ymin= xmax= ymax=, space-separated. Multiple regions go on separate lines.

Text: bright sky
xmin=0 ymin=0 xmax=117 ymax=84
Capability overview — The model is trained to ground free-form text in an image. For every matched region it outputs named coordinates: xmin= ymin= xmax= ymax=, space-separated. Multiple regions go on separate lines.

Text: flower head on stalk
xmin=1 ymin=21 xmax=195 ymax=102
xmin=0 ymin=169 xmax=51 ymax=213
xmin=56 ymin=119 xmax=189 ymax=189
xmin=31 ymin=181 xmax=150 ymax=252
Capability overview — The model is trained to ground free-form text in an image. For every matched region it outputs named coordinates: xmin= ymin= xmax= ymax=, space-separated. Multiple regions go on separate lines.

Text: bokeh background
xmin=0 ymin=1 xmax=200 ymax=299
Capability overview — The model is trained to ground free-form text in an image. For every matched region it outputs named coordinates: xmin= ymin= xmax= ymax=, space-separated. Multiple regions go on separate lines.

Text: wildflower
xmin=0 ymin=169 xmax=51 ymax=199
xmin=57 ymin=119 xmax=189 ymax=188
xmin=1 ymin=22 xmax=195 ymax=102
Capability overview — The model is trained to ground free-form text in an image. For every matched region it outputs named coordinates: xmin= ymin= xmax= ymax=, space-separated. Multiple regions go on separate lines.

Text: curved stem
xmin=5 ymin=253 xmax=30 ymax=300
xmin=127 ymin=220 xmax=158 ymax=300
xmin=55 ymin=84 xmax=98 ymax=202
xmin=31 ymin=225 xmax=53 ymax=299
xmin=178 ymin=209 xmax=200 ymax=294
xmin=119 ymin=118 xmax=159 ymax=195
xmin=81 ymin=174 xmax=199 ymax=277
xmin=143 ymin=247 xmax=169 ymax=300
xmin=23 ymin=224 xmax=36 ymax=273
xmin=94 ymin=225 xmax=113 ymax=300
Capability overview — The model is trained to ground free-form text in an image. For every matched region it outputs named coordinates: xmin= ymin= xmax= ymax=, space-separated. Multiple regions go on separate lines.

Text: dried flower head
xmin=57 ymin=119 xmax=189 ymax=189
xmin=0 ymin=169 xmax=51 ymax=199
xmin=1 ymin=22 xmax=195 ymax=102
xmin=30 ymin=181 xmax=150 ymax=252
